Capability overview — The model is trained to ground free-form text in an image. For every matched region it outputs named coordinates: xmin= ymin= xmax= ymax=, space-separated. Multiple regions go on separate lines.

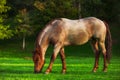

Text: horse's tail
xmin=103 ymin=21 xmax=112 ymax=63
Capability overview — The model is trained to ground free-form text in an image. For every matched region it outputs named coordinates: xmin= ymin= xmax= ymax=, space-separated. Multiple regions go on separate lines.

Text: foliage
xmin=15 ymin=8 xmax=32 ymax=36
xmin=0 ymin=25 xmax=13 ymax=39
xmin=102 ymin=0 xmax=120 ymax=22
xmin=1 ymin=0 xmax=119 ymax=39
xmin=80 ymin=0 xmax=119 ymax=21
xmin=0 ymin=0 xmax=13 ymax=39
xmin=33 ymin=0 xmax=78 ymax=28
xmin=81 ymin=0 xmax=105 ymax=18
xmin=44 ymin=0 xmax=78 ymax=19
xmin=0 ymin=0 xmax=10 ymax=13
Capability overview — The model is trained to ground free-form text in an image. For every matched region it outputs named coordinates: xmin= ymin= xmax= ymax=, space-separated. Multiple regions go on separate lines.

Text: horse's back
xmin=60 ymin=17 xmax=106 ymax=45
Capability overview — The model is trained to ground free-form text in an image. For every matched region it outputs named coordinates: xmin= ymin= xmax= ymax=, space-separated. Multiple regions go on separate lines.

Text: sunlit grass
xmin=0 ymin=57 xmax=120 ymax=80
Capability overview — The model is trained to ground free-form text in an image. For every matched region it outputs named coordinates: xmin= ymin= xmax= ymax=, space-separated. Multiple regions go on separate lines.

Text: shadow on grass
xmin=0 ymin=68 xmax=93 ymax=75
xmin=0 ymin=69 xmax=34 ymax=74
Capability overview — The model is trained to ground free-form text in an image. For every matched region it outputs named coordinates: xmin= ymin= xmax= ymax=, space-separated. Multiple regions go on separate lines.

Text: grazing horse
xmin=32 ymin=17 xmax=112 ymax=74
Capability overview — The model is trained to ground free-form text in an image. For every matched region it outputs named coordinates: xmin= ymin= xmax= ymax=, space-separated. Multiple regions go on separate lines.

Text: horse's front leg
xmin=60 ymin=47 xmax=66 ymax=74
xmin=45 ymin=43 xmax=62 ymax=74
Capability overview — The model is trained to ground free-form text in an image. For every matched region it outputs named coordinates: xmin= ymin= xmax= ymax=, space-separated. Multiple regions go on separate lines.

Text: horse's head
xmin=32 ymin=48 xmax=44 ymax=73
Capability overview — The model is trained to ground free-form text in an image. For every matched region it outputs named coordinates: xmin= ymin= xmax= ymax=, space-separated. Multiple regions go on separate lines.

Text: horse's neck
xmin=38 ymin=32 xmax=48 ymax=45
xmin=36 ymin=32 xmax=49 ymax=54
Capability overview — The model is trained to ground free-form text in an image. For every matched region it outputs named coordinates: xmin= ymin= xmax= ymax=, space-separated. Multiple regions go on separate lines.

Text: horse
xmin=32 ymin=17 xmax=112 ymax=74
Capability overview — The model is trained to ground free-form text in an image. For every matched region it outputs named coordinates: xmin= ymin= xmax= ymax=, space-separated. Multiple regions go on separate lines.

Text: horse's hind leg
xmin=99 ymin=41 xmax=108 ymax=72
xmin=91 ymin=39 xmax=100 ymax=72
xmin=60 ymin=47 xmax=66 ymax=74
xmin=45 ymin=43 xmax=62 ymax=74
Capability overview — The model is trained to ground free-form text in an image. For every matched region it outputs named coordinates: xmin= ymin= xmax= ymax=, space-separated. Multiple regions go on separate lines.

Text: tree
xmin=16 ymin=8 xmax=33 ymax=50
xmin=0 ymin=0 xmax=13 ymax=39
xmin=102 ymin=0 xmax=120 ymax=22
xmin=73 ymin=0 xmax=83 ymax=18
xmin=80 ymin=0 xmax=105 ymax=18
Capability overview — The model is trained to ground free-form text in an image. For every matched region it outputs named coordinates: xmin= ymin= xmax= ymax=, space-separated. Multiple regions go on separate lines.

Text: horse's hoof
xmin=92 ymin=69 xmax=97 ymax=73
xmin=62 ymin=72 xmax=66 ymax=74
xmin=103 ymin=69 xmax=107 ymax=72
xmin=92 ymin=70 xmax=96 ymax=73
xmin=45 ymin=71 xmax=49 ymax=74
xmin=103 ymin=71 xmax=107 ymax=72
xmin=62 ymin=70 xmax=66 ymax=74
xmin=92 ymin=67 xmax=98 ymax=73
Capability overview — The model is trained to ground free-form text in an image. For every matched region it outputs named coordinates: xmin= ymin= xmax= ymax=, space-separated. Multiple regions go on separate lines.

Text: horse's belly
xmin=65 ymin=31 xmax=89 ymax=45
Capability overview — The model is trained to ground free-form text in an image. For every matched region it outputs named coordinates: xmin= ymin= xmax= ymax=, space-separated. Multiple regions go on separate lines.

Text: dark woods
xmin=1 ymin=0 xmax=118 ymax=49
xmin=6 ymin=0 xmax=119 ymax=34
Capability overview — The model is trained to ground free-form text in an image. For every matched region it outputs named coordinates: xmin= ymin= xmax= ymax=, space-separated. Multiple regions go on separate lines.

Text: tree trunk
xmin=78 ymin=0 xmax=82 ymax=18
xmin=22 ymin=34 xmax=26 ymax=50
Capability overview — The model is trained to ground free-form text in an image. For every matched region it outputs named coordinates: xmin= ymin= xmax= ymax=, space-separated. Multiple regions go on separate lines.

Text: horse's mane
xmin=35 ymin=18 xmax=62 ymax=47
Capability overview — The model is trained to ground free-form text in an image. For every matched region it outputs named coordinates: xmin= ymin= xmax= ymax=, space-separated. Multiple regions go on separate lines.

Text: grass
xmin=0 ymin=57 xmax=120 ymax=80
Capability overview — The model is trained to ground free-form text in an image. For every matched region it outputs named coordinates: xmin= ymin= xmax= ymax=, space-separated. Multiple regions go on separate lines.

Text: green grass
xmin=0 ymin=57 xmax=120 ymax=80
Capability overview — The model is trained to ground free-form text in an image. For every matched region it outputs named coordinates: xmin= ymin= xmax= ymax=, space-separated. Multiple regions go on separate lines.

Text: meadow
xmin=0 ymin=36 xmax=120 ymax=80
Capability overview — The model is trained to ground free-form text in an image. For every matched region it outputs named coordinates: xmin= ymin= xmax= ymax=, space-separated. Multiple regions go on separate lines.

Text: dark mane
xmin=35 ymin=18 xmax=62 ymax=46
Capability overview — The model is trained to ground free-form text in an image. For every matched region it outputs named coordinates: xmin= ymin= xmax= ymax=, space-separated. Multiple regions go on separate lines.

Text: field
xmin=0 ymin=37 xmax=120 ymax=80
xmin=0 ymin=57 xmax=120 ymax=80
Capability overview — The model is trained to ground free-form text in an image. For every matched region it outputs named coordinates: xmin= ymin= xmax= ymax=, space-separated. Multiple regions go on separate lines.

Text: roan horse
xmin=33 ymin=17 xmax=112 ymax=74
